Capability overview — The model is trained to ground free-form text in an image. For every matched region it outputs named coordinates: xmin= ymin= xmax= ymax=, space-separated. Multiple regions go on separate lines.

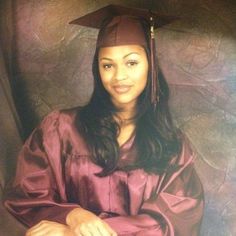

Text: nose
xmin=114 ymin=64 xmax=127 ymax=81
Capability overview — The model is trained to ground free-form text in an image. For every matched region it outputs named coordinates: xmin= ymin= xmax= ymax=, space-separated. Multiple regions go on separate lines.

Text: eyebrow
xmin=99 ymin=52 xmax=140 ymax=61
xmin=123 ymin=52 xmax=140 ymax=58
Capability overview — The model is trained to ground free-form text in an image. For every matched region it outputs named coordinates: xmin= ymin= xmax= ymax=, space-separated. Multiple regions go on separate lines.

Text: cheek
xmin=99 ymin=67 xmax=107 ymax=84
xmin=139 ymin=77 xmax=148 ymax=94
xmin=99 ymin=70 xmax=113 ymax=90
xmin=137 ymin=65 xmax=148 ymax=88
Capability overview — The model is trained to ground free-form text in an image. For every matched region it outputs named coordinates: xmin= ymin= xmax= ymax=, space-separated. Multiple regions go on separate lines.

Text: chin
xmin=112 ymin=98 xmax=137 ymax=109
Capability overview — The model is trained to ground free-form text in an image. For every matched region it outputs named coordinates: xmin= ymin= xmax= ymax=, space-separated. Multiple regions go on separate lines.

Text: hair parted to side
xmin=76 ymin=18 xmax=181 ymax=177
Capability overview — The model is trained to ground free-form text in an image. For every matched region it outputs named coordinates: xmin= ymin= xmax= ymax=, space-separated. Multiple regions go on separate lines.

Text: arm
xmin=4 ymin=111 xmax=79 ymax=227
xmin=103 ymin=143 xmax=204 ymax=236
xmin=4 ymin=111 xmax=117 ymax=236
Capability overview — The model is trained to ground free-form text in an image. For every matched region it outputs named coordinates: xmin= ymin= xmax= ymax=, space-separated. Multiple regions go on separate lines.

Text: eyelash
xmin=102 ymin=64 xmax=113 ymax=70
xmin=127 ymin=60 xmax=138 ymax=67
xmin=102 ymin=60 xmax=139 ymax=70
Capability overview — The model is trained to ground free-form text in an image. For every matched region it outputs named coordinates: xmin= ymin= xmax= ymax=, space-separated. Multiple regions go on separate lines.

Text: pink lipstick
xmin=113 ymin=85 xmax=132 ymax=94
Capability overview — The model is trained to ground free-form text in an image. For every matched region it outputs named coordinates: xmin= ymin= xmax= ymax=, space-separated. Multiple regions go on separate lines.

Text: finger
xmin=86 ymin=223 xmax=103 ymax=236
xmin=97 ymin=226 xmax=110 ymax=236
xmin=26 ymin=228 xmax=50 ymax=236
xmin=73 ymin=228 xmax=82 ymax=236
xmin=40 ymin=222 xmax=69 ymax=236
xmin=77 ymin=223 xmax=93 ymax=236
xmin=26 ymin=220 xmax=66 ymax=236
xmin=96 ymin=222 xmax=112 ymax=236
xmin=26 ymin=221 xmax=43 ymax=235
xmin=26 ymin=227 xmax=50 ymax=236
xmin=46 ymin=229 xmax=66 ymax=236
xmin=65 ymin=228 xmax=78 ymax=236
xmin=26 ymin=221 xmax=50 ymax=236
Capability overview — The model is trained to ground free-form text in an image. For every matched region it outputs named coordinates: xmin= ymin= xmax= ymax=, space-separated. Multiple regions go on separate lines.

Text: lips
xmin=113 ymin=84 xmax=133 ymax=94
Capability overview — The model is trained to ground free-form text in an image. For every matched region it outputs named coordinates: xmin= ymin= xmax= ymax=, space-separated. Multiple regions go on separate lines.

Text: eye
xmin=126 ymin=60 xmax=138 ymax=67
xmin=102 ymin=64 xmax=113 ymax=70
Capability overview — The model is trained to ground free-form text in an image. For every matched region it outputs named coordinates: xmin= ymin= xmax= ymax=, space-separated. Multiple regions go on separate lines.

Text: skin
xmin=25 ymin=221 xmax=74 ymax=236
xmin=99 ymin=44 xmax=149 ymax=146
xmin=66 ymin=208 xmax=117 ymax=236
xmin=98 ymin=44 xmax=148 ymax=113
xmin=25 ymin=44 xmax=149 ymax=236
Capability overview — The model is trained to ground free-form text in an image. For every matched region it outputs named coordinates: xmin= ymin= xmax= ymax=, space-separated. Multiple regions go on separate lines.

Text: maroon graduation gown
xmin=4 ymin=108 xmax=204 ymax=236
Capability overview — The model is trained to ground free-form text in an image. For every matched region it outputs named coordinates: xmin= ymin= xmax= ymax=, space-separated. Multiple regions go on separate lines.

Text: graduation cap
xmin=70 ymin=4 xmax=178 ymax=108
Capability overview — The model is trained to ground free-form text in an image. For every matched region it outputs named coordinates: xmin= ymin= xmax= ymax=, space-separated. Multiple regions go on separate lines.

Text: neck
xmin=112 ymin=103 xmax=137 ymax=146
xmin=114 ymin=108 xmax=136 ymax=147
xmin=112 ymin=99 xmax=138 ymax=123
xmin=114 ymin=106 xmax=136 ymax=126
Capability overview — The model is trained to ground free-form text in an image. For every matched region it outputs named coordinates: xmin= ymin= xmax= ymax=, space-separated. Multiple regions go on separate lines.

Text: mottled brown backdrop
xmin=0 ymin=0 xmax=236 ymax=235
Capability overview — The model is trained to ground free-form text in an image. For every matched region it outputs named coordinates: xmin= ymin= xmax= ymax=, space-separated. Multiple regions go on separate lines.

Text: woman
xmin=4 ymin=5 xmax=204 ymax=236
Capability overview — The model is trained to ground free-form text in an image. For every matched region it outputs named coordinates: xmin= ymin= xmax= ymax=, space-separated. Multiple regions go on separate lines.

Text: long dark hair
xmin=76 ymin=19 xmax=181 ymax=177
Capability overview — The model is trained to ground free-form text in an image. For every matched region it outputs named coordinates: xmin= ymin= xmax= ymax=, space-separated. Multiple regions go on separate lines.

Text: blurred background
xmin=0 ymin=0 xmax=235 ymax=235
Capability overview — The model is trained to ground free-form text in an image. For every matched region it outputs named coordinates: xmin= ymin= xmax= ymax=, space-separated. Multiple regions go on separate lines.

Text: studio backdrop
xmin=0 ymin=0 xmax=235 ymax=235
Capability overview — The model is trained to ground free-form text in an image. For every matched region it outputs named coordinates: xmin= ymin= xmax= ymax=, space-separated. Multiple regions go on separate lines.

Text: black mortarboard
xmin=70 ymin=4 xmax=177 ymax=107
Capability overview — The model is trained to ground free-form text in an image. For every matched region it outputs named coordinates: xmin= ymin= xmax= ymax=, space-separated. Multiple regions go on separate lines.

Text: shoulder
xmin=34 ymin=107 xmax=84 ymax=142
xmin=40 ymin=106 xmax=82 ymax=130
xmin=37 ymin=106 xmax=89 ymax=152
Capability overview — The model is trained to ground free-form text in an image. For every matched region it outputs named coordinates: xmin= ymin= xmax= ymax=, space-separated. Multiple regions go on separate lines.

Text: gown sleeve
xmin=4 ymin=110 xmax=80 ymax=227
xmin=104 ymin=141 xmax=204 ymax=236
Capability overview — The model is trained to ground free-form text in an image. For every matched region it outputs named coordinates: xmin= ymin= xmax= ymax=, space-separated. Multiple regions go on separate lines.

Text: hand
xmin=66 ymin=208 xmax=117 ymax=236
xmin=25 ymin=220 xmax=74 ymax=236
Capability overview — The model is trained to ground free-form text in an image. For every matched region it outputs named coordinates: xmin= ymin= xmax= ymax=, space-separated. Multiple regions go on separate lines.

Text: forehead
xmin=98 ymin=44 xmax=147 ymax=59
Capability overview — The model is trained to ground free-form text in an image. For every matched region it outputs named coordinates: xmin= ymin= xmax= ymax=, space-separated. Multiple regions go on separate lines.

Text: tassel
xmin=150 ymin=16 xmax=158 ymax=109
